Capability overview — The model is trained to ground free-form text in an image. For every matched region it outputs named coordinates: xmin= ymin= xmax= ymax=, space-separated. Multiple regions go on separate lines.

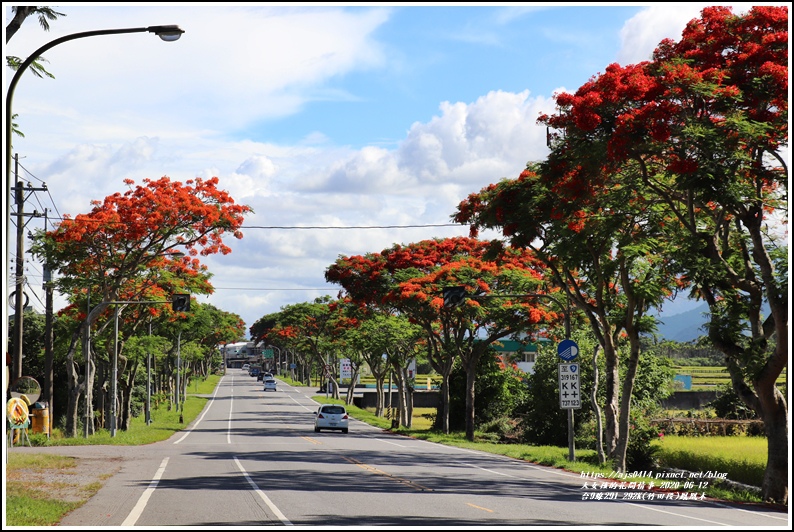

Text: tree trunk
xmin=392 ymin=368 xmax=405 ymax=428
xmin=63 ymin=325 xmax=88 ymax=438
xmin=375 ymin=374 xmax=386 ymax=417
xmin=601 ymin=331 xmax=620 ymax=463
xmin=614 ymin=342 xmax=641 ymax=472
xmin=64 ymin=354 xmax=82 ymax=438
xmin=400 ymin=366 xmax=414 ymax=428
xmin=464 ymin=356 xmax=479 ymax=441
xmin=97 ymin=358 xmax=110 ymax=431
xmin=120 ymin=359 xmax=138 ymax=432
xmin=590 ymin=344 xmax=605 ymax=464
xmin=759 ymin=384 xmax=788 ymax=505
xmin=345 ymin=365 xmax=360 ymax=405
xmin=328 ymin=375 xmax=341 ymax=400
xmin=436 ymin=371 xmax=452 ymax=434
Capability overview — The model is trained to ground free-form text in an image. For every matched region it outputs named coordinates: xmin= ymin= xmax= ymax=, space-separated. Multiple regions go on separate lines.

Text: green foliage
xmin=707 ymin=383 xmax=759 ymax=421
xmin=517 ymin=336 xmax=677 ymax=449
xmin=516 ymin=345 xmax=593 ymax=446
xmin=447 ymin=351 xmax=529 ymax=434
xmin=627 ymin=353 xmax=676 ymax=410
xmin=626 ymin=411 xmax=662 ymax=471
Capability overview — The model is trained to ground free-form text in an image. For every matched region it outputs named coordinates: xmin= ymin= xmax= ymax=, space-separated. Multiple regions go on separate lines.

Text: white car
xmin=263 ymin=378 xmax=277 ymax=392
xmin=314 ymin=404 xmax=349 ymax=433
xmin=242 ymin=364 xmax=250 ymax=372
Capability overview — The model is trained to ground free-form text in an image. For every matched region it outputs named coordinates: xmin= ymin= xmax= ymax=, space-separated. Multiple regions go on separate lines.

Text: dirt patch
xmin=6 ymin=456 xmax=123 ymax=504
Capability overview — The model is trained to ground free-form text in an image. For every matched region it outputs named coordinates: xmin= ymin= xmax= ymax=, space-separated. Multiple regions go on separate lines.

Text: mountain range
xmin=654 ymin=303 xmax=711 ymax=342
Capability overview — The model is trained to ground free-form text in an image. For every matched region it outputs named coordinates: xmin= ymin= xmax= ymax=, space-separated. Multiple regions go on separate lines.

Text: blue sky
xmin=5 ymin=3 xmax=777 ymax=334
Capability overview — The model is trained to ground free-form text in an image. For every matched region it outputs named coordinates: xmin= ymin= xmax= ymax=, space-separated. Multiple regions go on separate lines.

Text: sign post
xmin=558 ymin=338 xmax=579 ymax=462
xmin=558 ymin=363 xmax=581 ymax=409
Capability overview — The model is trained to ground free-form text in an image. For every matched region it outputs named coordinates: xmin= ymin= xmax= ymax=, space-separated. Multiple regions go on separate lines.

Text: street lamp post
xmin=177 ymin=331 xmax=183 ymax=424
xmin=84 ymin=287 xmax=92 ymax=438
xmin=111 ymin=306 xmax=120 ymax=437
xmin=268 ymin=345 xmax=281 ymax=375
xmin=3 ymin=23 xmax=184 ymax=390
xmin=146 ymin=318 xmax=153 ymax=425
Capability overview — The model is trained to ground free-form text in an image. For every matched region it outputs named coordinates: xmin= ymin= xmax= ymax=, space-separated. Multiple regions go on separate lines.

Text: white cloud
xmin=302 ymin=89 xmax=554 ymax=196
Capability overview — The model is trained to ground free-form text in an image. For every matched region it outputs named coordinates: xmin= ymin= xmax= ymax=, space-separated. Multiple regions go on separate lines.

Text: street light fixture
xmin=177 ymin=330 xmax=183 ymax=424
xmin=4 ymin=23 xmax=185 ymax=389
xmin=146 ymin=317 xmax=153 ymax=425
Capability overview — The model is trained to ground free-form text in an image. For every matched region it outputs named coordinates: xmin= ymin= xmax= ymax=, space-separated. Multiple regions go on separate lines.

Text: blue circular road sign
xmin=558 ymin=339 xmax=579 ymax=361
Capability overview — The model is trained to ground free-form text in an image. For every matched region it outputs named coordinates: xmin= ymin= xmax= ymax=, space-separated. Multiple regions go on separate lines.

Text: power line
xmin=15 ymin=215 xmax=465 ymax=230
xmin=241 ymin=224 xmax=463 ymax=229
xmin=210 ymin=287 xmax=339 ymax=291
xmin=17 ymin=161 xmax=65 ymax=222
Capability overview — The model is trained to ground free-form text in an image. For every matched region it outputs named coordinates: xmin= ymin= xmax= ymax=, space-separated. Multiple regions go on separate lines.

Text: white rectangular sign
xmin=340 ymin=358 xmax=352 ymax=380
xmin=558 ymin=363 xmax=581 ymax=409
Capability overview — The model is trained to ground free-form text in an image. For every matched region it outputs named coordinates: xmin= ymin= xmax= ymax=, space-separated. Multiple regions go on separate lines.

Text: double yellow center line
xmin=343 ymin=456 xmax=434 ymax=492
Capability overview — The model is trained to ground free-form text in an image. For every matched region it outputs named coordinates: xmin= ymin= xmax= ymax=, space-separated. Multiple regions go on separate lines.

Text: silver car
xmin=314 ymin=404 xmax=349 ymax=433
xmin=263 ymin=378 xmax=277 ymax=392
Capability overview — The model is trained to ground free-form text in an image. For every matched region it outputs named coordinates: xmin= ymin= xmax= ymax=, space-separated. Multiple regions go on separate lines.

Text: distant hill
xmin=654 ymin=303 xmax=710 ymax=342
xmin=654 ymin=301 xmax=771 ymax=343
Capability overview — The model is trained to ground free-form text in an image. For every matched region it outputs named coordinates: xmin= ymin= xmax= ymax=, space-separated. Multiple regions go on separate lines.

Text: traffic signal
xmin=442 ymin=286 xmax=467 ymax=308
xmin=172 ymin=293 xmax=191 ymax=312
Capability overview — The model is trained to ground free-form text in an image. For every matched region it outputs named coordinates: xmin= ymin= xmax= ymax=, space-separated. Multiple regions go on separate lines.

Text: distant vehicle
xmin=256 ymin=372 xmax=265 ymax=382
xmin=314 ymin=404 xmax=348 ymax=433
xmin=262 ymin=372 xmax=273 ymax=379
xmin=242 ymin=364 xmax=250 ymax=371
xmin=263 ymin=378 xmax=277 ymax=392
xmin=250 ymin=367 xmax=261 ymax=377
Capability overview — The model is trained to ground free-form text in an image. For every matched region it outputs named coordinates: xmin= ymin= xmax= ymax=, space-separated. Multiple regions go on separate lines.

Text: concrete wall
xmin=351 ymin=390 xmax=716 ymax=411
xmin=660 ymin=390 xmax=718 ymax=410
xmin=353 ymin=390 xmax=440 ymax=409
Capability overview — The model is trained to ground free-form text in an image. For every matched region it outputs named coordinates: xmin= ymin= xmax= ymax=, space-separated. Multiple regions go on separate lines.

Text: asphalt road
xmin=22 ymin=374 xmax=792 ymax=527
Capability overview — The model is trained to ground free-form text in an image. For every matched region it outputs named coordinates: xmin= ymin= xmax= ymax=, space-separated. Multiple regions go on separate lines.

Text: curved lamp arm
xmin=4 ymin=25 xmax=184 ymax=378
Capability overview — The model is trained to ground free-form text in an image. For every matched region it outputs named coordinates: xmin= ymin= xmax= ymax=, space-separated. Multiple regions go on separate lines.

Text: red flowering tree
xmin=457 ymin=5 xmax=788 ymax=503
xmin=29 ymin=176 xmax=251 ymax=436
xmin=326 ymin=236 xmax=558 ymax=440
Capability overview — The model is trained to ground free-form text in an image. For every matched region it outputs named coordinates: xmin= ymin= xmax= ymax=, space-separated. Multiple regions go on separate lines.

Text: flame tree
xmin=326 ymin=236 xmax=559 ymax=440
xmin=29 ymin=176 xmax=251 ymax=436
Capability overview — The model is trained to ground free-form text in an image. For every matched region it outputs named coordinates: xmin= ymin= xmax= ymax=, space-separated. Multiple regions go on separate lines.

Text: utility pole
xmin=11 ymin=153 xmax=47 ymax=381
xmin=177 ymin=331 xmax=183 ymax=424
xmin=84 ymin=288 xmax=93 ymax=438
xmin=43 ymin=209 xmax=55 ymax=436
xmin=13 ymin=154 xmax=24 ymax=382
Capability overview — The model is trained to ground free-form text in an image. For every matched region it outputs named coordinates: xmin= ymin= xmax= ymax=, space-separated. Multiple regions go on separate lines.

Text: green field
xmin=655 ymin=435 xmax=767 ymax=488
xmin=674 ymin=366 xmax=787 ymax=391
